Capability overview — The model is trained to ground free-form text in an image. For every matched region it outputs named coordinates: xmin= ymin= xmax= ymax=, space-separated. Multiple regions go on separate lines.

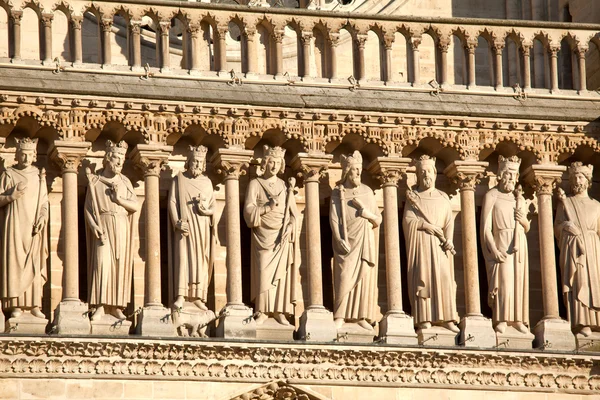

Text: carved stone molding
xmin=49 ymin=141 xmax=91 ymax=174
xmin=444 ymin=161 xmax=489 ymax=192
xmin=211 ymin=148 xmax=253 ymax=180
xmin=522 ymin=164 xmax=567 ymax=196
xmin=291 ymin=153 xmax=333 ymax=184
xmin=367 ymin=157 xmax=412 ymax=188
xmin=130 ymin=144 xmax=173 ymax=177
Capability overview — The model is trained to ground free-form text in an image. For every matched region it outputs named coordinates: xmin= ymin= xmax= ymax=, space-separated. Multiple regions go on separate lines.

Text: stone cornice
xmin=0 ymin=337 xmax=598 ymax=394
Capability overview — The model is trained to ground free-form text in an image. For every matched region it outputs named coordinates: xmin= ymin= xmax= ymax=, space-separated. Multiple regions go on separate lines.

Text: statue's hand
xmin=32 ymin=217 xmax=46 ymax=235
xmin=109 ymin=188 xmax=121 ymax=205
xmin=338 ymin=240 xmax=351 ymax=255
xmin=176 ymin=220 xmax=190 ymax=235
xmin=422 ymin=222 xmax=443 ymax=238
xmin=281 ymin=222 xmax=293 ymax=243
xmin=493 ymin=249 xmax=507 ymax=263
xmin=10 ymin=182 xmax=27 ymax=201
xmin=442 ymin=241 xmax=454 ymax=254
xmin=563 ymin=221 xmax=582 ymax=236
xmin=515 ymin=209 xmax=528 ymax=227
xmin=90 ymin=223 xmax=103 ymax=240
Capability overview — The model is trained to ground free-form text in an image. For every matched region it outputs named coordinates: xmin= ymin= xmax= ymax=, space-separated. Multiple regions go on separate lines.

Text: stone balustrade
xmin=0 ymin=0 xmax=600 ymax=93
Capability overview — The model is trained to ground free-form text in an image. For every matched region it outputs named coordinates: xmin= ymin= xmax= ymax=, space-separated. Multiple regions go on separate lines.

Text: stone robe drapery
xmin=168 ymin=173 xmax=216 ymax=302
xmin=403 ymin=189 xmax=458 ymax=325
xmin=0 ymin=167 xmax=48 ymax=309
xmin=244 ymin=177 xmax=300 ymax=315
xmin=555 ymin=195 xmax=600 ymax=329
xmin=330 ymin=184 xmax=381 ymax=322
xmin=481 ymin=188 xmax=529 ymax=325
xmin=85 ymin=172 xmax=137 ymax=308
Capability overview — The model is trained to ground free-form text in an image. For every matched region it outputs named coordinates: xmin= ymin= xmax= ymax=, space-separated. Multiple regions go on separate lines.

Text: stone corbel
xmin=130 ymin=144 xmax=172 ymax=177
xmin=49 ymin=141 xmax=91 ymax=173
xmin=211 ymin=148 xmax=253 ymax=180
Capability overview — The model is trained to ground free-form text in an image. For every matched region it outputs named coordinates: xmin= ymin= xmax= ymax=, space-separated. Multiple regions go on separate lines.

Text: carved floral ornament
xmin=0 ymin=339 xmax=598 ymax=393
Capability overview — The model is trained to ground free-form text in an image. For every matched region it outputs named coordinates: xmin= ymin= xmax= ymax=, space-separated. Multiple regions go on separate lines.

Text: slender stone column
xmin=438 ymin=39 xmax=450 ymax=87
xmin=522 ymin=43 xmax=532 ymax=90
xmin=356 ymin=34 xmax=367 ymax=81
xmin=188 ymin=24 xmax=201 ymax=72
xmin=445 ymin=161 xmax=496 ymax=347
xmin=216 ymin=25 xmax=228 ymax=73
xmin=523 ymin=165 xmax=575 ymax=350
xmin=383 ymin=35 xmax=394 ymax=83
xmin=130 ymin=21 xmax=142 ymax=70
xmin=41 ymin=13 xmax=53 ymax=65
xmin=328 ymin=34 xmax=338 ymax=80
xmin=273 ymin=30 xmax=284 ymax=76
xmin=291 ymin=154 xmax=337 ymax=341
xmin=301 ymin=32 xmax=312 ymax=78
xmin=132 ymin=145 xmax=176 ymax=337
xmin=71 ymin=16 xmax=83 ymax=65
xmin=368 ymin=157 xmax=418 ymax=345
xmin=100 ymin=18 xmax=112 ymax=67
xmin=244 ymin=28 xmax=257 ymax=75
xmin=576 ymin=46 xmax=587 ymax=93
xmin=159 ymin=21 xmax=171 ymax=72
xmin=466 ymin=40 xmax=477 ymax=88
xmin=10 ymin=11 xmax=22 ymax=61
xmin=49 ymin=141 xmax=92 ymax=334
xmin=549 ymin=44 xmax=559 ymax=92
xmin=410 ymin=36 xmax=421 ymax=85
xmin=493 ymin=42 xmax=504 ymax=90
xmin=211 ymin=148 xmax=256 ymax=338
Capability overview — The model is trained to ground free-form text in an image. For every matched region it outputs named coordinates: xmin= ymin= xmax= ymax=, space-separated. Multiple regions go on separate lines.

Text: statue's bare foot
xmin=90 ymin=306 xmax=104 ymax=321
xmin=10 ymin=308 xmax=23 ymax=318
xmin=357 ymin=319 xmax=372 ymax=331
xmin=443 ymin=321 xmax=460 ymax=333
xmin=113 ymin=308 xmax=127 ymax=320
xmin=30 ymin=307 xmax=45 ymax=319
xmin=494 ymin=322 xmax=507 ymax=334
xmin=417 ymin=322 xmax=431 ymax=330
xmin=255 ymin=312 xmax=268 ymax=325
xmin=274 ymin=313 xmax=290 ymax=326
xmin=334 ymin=318 xmax=344 ymax=329
xmin=514 ymin=322 xmax=528 ymax=334
xmin=173 ymin=296 xmax=185 ymax=310
xmin=193 ymin=300 xmax=208 ymax=311
xmin=580 ymin=326 xmax=592 ymax=337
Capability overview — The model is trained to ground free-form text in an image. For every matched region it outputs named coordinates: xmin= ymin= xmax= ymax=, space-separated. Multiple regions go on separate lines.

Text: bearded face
xmin=345 ymin=165 xmax=362 ymax=188
xmin=263 ymin=156 xmax=282 ymax=179
xmin=498 ymin=168 xmax=518 ymax=193
xmin=105 ymin=151 xmax=125 ymax=174
xmin=418 ymin=165 xmax=436 ymax=190
xmin=15 ymin=149 xmax=35 ymax=168
xmin=187 ymin=155 xmax=205 ymax=178
xmin=571 ymin=172 xmax=590 ymax=195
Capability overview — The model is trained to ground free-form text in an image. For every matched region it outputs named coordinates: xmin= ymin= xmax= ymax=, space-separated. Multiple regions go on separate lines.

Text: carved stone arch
xmin=111 ymin=5 xmax=132 ymax=23
xmin=0 ymin=0 xmax=12 ymax=15
xmin=324 ymin=124 xmax=388 ymax=162
xmin=167 ymin=117 xmax=227 ymax=155
xmin=8 ymin=106 xmax=64 ymax=144
xmin=402 ymin=128 xmax=464 ymax=164
xmin=559 ymin=31 xmax=579 ymax=51
xmin=82 ymin=4 xmax=103 ymax=20
xmin=199 ymin=11 xmax=218 ymax=28
xmin=504 ymin=28 xmax=525 ymax=47
xmin=556 ymin=138 xmax=600 ymax=165
xmin=51 ymin=0 xmax=73 ymax=18
xmin=18 ymin=0 xmax=43 ymax=16
xmin=532 ymin=30 xmax=551 ymax=47
xmin=478 ymin=133 xmax=539 ymax=170
xmin=450 ymin=25 xmax=468 ymax=45
xmin=228 ymin=380 xmax=330 ymax=400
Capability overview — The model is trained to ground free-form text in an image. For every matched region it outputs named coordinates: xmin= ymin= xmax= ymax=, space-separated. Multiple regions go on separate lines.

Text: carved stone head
xmin=497 ymin=155 xmax=521 ymax=193
xmin=261 ymin=145 xmax=286 ymax=178
xmin=186 ymin=145 xmax=208 ymax=177
xmin=568 ymin=161 xmax=593 ymax=195
xmin=14 ymin=137 xmax=38 ymax=168
xmin=340 ymin=150 xmax=363 ymax=188
xmin=415 ymin=155 xmax=436 ymax=190
xmin=104 ymin=140 xmax=128 ymax=175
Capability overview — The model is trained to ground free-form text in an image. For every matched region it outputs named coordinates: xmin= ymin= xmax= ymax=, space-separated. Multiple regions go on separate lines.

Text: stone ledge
xmin=0 ymin=336 xmax=597 ymax=394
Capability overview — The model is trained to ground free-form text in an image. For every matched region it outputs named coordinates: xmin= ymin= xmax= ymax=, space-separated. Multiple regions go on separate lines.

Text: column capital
xmin=49 ymin=141 xmax=91 ymax=173
xmin=9 ymin=10 xmax=22 ymax=23
xmin=523 ymin=164 xmax=566 ymax=196
xmin=41 ymin=13 xmax=53 ymax=26
xmin=443 ymin=160 xmax=489 ymax=191
xmin=100 ymin=18 xmax=113 ymax=33
xmin=367 ymin=156 xmax=412 ymax=187
xmin=291 ymin=153 xmax=332 ymax=183
xmin=70 ymin=15 xmax=83 ymax=29
xmin=131 ymin=144 xmax=172 ymax=177
xmin=211 ymin=148 xmax=253 ymax=180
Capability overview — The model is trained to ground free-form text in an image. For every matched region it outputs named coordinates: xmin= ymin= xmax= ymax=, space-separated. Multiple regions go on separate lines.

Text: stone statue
xmin=169 ymin=145 xmax=216 ymax=313
xmin=0 ymin=138 xmax=48 ymax=320
xmin=243 ymin=145 xmax=300 ymax=326
xmin=555 ymin=162 xmax=600 ymax=337
xmin=402 ymin=155 xmax=459 ymax=333
xmin=330 ymin=150 xmax=381 ymax=330
xmin=481 ymin=155 xmax=530 ymax=334
xmin=85 ymin=140 xmax=139 ymax=321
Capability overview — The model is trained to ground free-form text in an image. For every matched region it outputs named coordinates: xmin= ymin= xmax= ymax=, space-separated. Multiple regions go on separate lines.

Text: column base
xmin=53 ymin=301 xmax=91 ymax=335
xmin=91 ymin=314 xmax=132 ymax=336
xmin=172 ymin=302 xmax=215 ymax=338
xmin=417 ymin=325 xmax=458 ymax=346
xmin=215 ymin=304 xmax=256 ymax=339
xmin=336 ymin=321 xmax=375 ymax=343
xmin=136 ymin=306 xmax=176 ymax=337
xmin=459 ymin=316 xmax=496 ymax=348
xmin=533 ymin=318 xmax=576 ymax=351
xmin=256 ymin=317 xmax=295 ymax=341
xmin=5 ymin=313 xmax=48 ymax=334
xmin=496 ymin=326 xmax=534 ymax=350
xmin=378 ymin=311 xmax=418 ymax=345
xmin=298 ymin=307 xmax=337 ymax=342
xmin=576 ymin=331 xmax=600 ymax=352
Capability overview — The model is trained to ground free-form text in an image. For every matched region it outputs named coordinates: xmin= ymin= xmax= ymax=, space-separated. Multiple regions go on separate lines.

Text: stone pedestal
xmin=576 ymin=332 xmax=600 ymax=352
xmin=533 ymin=318 xmax=576 ymax=351
xmin=379 ymin=312 xmax=418 ymax=345
xmin=6 ymin=313 xmax=48 ymax=334
xmin=172 ymin=303 xmax=215 ymax=338
xmin=298 ymin=307 xmax=337 ymax=342
xmin=495 ymin=326 xmax=534 ymax=350
xmin=90 ymin=315 xmax=132 ymax=336
xmin=54 ymin=301 xmax=91 ymax=335
xmin=459 ymin=316 xmax=496 ymax=348
xmin=136 ymin=306 xmax=176 ymax=337
xmin=215 ymin=305 xmax=256 ymax=339
xmin=417 ymin=326 xmax=458 ymax=347
xmin=256 ymin=318 xmax=295 ymax=341
xmin=336 ymin=322 xmax=375 ymax=343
